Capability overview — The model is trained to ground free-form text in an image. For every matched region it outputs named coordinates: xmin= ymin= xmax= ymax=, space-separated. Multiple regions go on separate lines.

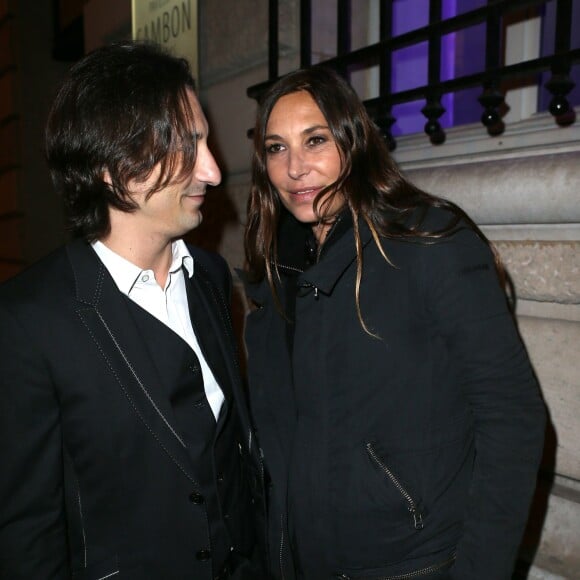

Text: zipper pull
xmin=297 ymin=283 xmax=320 ymax=299
xmin=410 ymin=507 xmax=424 ymax=530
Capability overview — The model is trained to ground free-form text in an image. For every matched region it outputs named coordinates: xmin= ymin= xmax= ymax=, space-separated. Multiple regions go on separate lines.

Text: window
xmin=306 ymin=0 xmax=580 ymax=138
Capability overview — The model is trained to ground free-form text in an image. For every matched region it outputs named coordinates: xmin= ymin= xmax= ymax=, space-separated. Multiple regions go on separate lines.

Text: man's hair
xmin=46 ymin=40 xmax=198 ymax=240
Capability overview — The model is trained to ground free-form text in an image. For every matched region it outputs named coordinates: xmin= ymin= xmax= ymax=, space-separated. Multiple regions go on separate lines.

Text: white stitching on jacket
xmin=94 ymin=309 xmax=186 ymax=448
xmin=76 ymin=479 xmax=87 ymax=568
xmin=77 ymin=311 xmax=200 ymax=487
xmin=96 ymin=571 xmax=119 ymax=580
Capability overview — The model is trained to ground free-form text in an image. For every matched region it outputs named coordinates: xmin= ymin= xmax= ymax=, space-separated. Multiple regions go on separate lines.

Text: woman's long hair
xmin=245 ymin=67 xmax=503 ymax=329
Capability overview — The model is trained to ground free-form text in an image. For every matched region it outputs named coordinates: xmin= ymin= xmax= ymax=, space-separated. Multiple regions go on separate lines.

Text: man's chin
xmin=188 ymin=212 xmax=203 ymax=231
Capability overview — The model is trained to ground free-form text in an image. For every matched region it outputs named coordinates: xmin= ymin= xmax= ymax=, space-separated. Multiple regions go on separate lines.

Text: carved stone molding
xmin=407 ymin=151 xmax=580 ymax=225
xmin=495 ymin=241 xmax=580 ymax=304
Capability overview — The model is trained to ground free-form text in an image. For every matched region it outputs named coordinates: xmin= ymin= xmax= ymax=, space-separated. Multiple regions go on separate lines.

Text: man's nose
xmin=195 ymin=146 xmax=221 ymax=186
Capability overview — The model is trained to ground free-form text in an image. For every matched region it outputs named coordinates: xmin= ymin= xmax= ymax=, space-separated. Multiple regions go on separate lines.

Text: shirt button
xmin=189 ymin=492 xmax=205 ymax=504
xmin=141 ymin=274 xmax=149 ymax=282
xmin=196 ymin=548 xmax=211 ymax=561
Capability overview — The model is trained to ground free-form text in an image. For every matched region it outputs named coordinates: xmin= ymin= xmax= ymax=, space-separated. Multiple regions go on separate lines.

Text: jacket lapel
xmin=66 ymin=239 xmax=201 ymax=487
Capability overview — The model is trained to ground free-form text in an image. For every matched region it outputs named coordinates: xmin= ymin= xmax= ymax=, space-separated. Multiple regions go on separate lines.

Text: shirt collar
xmin=171 ymin=239 xmax=194 ymax=278
xmin=91 ymin=239 xmax=194 ymax=295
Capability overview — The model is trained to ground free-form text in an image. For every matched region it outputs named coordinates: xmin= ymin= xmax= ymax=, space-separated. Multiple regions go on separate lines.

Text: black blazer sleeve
xmin=422 ymin=227 xmax=546 ymax=579
xmin=0 ymin=303 xmax=70 ymax=579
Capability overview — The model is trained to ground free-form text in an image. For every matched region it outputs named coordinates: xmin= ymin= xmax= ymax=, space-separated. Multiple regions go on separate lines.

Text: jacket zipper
xmin=365 ymin=443 xmax=424 ymax=530
xmin=277 ymin=263 xmax=304 ymax=274
xmin=335 ymin=553 xmax=456 ymax=579
xmin=253 ymin=432 xmax=272 ymax=572
xmin=279 ymin=512 xmax=286 ymax=580
xmin=277 ymin=263 xmax=321 ymax=298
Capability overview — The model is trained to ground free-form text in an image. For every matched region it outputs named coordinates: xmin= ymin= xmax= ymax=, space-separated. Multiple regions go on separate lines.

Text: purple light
xmin=391 ymin=0 xmax=488 ymax=136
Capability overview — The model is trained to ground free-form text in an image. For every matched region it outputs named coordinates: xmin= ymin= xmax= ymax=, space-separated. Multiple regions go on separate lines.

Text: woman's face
xmin=264 ymin=90 xmax=344 ymax=242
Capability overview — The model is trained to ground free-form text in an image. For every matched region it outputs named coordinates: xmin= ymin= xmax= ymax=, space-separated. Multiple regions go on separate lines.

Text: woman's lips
xmin=290 ymin=187 xmax=322 ymax=196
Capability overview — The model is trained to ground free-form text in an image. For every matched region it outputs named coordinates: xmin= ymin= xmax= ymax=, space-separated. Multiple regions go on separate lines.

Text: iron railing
xmin=247 ymin=0 xmax=580 ymax=148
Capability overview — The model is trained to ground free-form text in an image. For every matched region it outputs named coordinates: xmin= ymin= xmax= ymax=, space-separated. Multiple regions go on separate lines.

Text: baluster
xmin=545 ymin=0 xmax=575 ymax=126
xmin=336 ymin=0 xmax=351 ymax=77
xmin=421 ymin=0 xmax=446 ymax=144
xmin=269 ymin=0 xmax=279 ymax=80
xmin=300 ymin=0 xmax=312 ymax=68
xmin=478 ymin=0 xmax=505 ymax=136
xmin=377 ymin=0 xmax=396 ymax=150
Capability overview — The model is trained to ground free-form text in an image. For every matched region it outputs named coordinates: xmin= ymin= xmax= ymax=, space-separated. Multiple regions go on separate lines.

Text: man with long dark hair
xmin=0 ymin=41 xmax=264 ymax=579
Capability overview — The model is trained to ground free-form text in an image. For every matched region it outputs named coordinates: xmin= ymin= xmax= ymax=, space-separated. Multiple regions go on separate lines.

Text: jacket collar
xmin=241 ymin=211 xmax=374 ymax=302
xmin=299 ymin=218 xmax=372 ymax=295
xmin=67 ymin=237 xmax=108 ymax=307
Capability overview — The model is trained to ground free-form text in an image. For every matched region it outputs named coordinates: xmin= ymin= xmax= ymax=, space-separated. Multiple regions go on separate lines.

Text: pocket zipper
xmin=335 ymin=552 xmax=456 ymax=579
xmin=365 ymin=442 xmax=424 ymax=530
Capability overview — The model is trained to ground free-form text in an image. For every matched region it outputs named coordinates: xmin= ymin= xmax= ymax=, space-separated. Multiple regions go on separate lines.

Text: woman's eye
xmin=307 ymin=135 xmax=327 ymax=147
xmin=266 ymin=143 xmax=284 ymax=154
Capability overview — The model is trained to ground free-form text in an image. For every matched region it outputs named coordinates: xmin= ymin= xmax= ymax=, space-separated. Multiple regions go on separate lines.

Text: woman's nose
xmin=288 ymin=151 xmax=308 ymax=179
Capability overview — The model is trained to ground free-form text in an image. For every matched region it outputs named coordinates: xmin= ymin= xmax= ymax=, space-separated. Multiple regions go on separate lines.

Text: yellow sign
xmin=132 ymin=0 xmax=198 ymax=82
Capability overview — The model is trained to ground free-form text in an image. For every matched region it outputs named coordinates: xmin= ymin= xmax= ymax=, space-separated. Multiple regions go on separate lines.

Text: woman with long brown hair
xmin=243 ymin=66 xmax=545 ymax=579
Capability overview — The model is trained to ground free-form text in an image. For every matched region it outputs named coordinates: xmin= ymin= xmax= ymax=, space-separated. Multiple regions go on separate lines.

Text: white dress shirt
xmin=92 ymin=239 xmax=225 ymax=420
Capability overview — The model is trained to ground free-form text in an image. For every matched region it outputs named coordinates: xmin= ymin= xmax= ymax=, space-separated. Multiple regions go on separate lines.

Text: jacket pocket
xmin=335 ymin=552 xmax=456 ymax=579
xmin=365 ymin=442 xmax=425 ymax=530
xmin=331 ymin=441 xmax=428 ymax=569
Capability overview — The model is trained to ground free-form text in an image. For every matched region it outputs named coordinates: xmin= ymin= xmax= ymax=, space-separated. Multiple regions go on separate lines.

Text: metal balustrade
xmin=247 ymin=0 xmax=580 ymax=148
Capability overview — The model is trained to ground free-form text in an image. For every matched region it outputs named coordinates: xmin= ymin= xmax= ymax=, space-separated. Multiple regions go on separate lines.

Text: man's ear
xmin=102 ymin=169 xmax=113 ymax=187
xmin=103 ymin=169 xmax=132 ymax=199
